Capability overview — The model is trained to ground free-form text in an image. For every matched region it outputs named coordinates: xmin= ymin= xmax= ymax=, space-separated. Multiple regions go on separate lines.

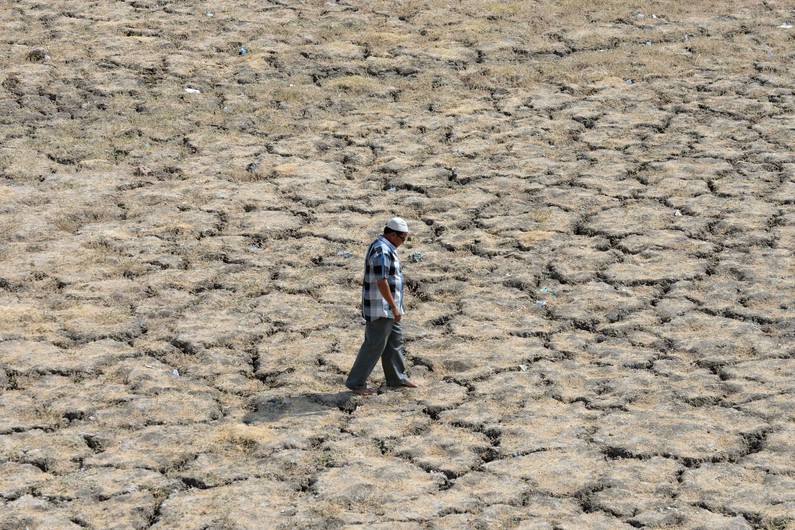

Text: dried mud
xmin=1 ymin=0 xmax=794 ymax=529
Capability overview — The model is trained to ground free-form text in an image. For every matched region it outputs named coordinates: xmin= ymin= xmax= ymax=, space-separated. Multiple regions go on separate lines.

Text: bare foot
xmin=350 ymin=387 xmax=373 ymax=396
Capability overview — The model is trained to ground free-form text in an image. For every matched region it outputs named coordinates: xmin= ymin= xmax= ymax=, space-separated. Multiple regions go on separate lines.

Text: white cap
xmin=386 ymin=217 xmax=408 ymax=232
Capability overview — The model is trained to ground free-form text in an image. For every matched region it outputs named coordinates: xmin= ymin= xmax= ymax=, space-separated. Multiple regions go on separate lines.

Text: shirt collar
xmin=378 ymin=234 xmax=396 ymax=252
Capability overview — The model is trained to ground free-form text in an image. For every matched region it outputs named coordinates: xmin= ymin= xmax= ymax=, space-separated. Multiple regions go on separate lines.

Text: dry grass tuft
xmin=214 ymin=424 xmax=277 ymax=453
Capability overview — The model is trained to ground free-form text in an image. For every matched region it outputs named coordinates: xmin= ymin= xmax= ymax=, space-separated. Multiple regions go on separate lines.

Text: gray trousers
xmin=346 ymin=318 xmax=408 ymax=390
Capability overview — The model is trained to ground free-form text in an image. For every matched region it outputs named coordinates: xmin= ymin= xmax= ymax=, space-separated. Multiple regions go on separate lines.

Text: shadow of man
xmin=243 ymin=391 xmax=356 ymax=424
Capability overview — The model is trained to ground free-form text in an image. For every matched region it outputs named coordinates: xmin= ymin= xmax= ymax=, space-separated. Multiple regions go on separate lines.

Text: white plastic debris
xmin=535 ymin=300 xmax=546 ymax=307
xmin=207 ymin=12 xmax=214 ymax=17
xmin=184 ymin=87 xmax=201 ymax=94
xmin=778 ymin=23 xmax=793 ymax=29
xmin=171 ymin=369 xmax=180 ymax=376
xmin=674 ymin=209 xmax=682 ymax=217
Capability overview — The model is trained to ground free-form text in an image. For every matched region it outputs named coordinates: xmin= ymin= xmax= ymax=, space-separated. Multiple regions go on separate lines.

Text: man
xmin=345 ymin=217 xmax=418 ymax=396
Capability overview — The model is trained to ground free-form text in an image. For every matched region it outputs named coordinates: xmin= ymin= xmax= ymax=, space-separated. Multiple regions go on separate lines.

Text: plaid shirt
xmin=361 ymin=235 xmax=403 ymax=321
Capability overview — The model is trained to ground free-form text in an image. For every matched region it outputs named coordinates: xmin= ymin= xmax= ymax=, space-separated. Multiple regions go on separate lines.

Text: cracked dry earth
xmin=1 ymin=0 xmax=794 ymax=528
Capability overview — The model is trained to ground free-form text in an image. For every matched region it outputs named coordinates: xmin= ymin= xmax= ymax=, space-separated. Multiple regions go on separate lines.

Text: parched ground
xmin=1 ymin=0 xmax=794 ymax=528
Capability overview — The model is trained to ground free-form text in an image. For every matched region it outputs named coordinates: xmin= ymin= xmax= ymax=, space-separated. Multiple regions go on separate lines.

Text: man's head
xmin=384 ymin=217 xmax=409 ymax=247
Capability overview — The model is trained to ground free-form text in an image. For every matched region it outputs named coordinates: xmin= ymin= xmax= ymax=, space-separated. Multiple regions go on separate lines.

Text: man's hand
xmin=391 ymin=305 xmax=402 ymax=323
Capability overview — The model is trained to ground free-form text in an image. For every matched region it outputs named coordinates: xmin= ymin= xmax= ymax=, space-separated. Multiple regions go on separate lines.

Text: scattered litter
xmin=674 ymin=209 xmax=682 ymax=217
xmin=540 ymin=287 xmax=557 ymax=296
xmin=336 ymin=249 xmax=353 ymax=258
xmin=245 ymin=162 xmax=258 ymax=172
xmin=518 ymin=364 xmax=529 ymax=372
xmin=684 ymin=34 xmax=689 ymax=42
xmin=144 ymin=364 xmax=155 ymax=368
xmin=171 ymin=369 xmax=180 ymax=376
xmin=238 ymin=48 xmax=247 ymax=55
xmin=535 ymin=300 xmax=547 ymax=307
xmin=184 ymin=87 xmax=201 ymax=94
xmin=206 ymin=12 xmax=214 ymax=17
xmin=646 ymin=41 xmax=652 ymax=46
xmin=387 ymin=187 xmax=397 ymax=192
xmin=767 ymin=51 xmax=774 ymax=57
xmin=778 ymin=23 xmax=793 ymax=29
xmin=26 ymin=48 xmax=50 ymax=62
xmin=409 ymin=251 xmax=425 ymax=262
xmin=249 ymin=245 xmax=261 ymax=253
xmin=625 ymin=79 xmax=633 ymax=85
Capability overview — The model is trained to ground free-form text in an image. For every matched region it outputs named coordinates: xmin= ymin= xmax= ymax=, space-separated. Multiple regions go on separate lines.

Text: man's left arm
xmin=376 ymin=278 xmax=401 ymax=322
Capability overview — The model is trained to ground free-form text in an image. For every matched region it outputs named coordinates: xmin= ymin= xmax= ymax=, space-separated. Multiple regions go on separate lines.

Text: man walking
xmin=345 ymin=217 xmax=418 ymax=396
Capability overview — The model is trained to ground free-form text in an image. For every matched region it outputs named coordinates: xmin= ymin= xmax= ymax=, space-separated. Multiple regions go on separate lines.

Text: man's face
xmin=389 ymin=231 xmax=408 ymax=248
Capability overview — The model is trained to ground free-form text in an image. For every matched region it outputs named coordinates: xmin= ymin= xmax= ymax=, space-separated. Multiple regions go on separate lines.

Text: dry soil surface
xmin=1 ymin=0 xmax=794 ymax=528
